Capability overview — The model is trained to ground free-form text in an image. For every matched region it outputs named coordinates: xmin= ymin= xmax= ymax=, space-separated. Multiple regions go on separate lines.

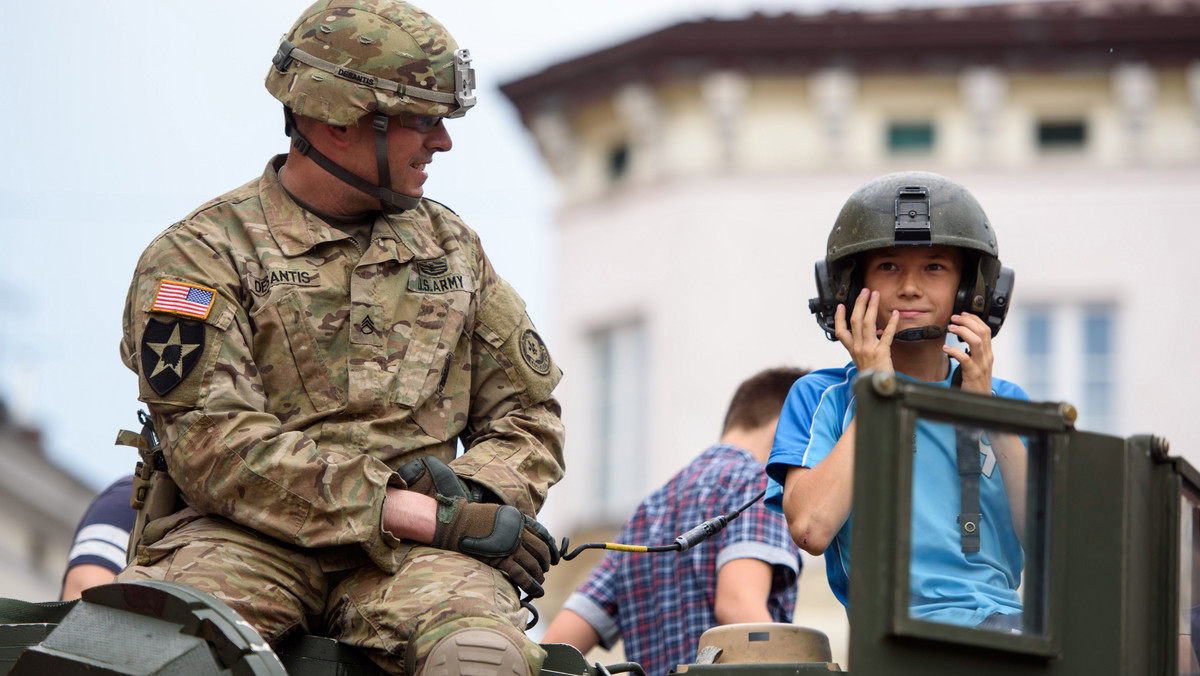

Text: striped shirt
xmin=66 ymin=476 xmax=135 ymax=574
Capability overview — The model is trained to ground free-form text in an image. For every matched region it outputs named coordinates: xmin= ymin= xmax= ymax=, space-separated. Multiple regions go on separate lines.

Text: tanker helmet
xmin=808 ymin=171 xmax=1015 ymax=341
xmin=266 ymin=0 xmax=476 ymax=126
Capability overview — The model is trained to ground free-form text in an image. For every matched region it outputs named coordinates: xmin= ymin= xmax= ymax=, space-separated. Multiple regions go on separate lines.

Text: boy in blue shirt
xmin=766 ymin=171 xmax=1026 ymax=630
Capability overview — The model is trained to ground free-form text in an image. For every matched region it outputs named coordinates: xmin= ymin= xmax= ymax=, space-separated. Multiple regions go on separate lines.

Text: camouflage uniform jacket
xmin=119 ymin=156 xmax=565 ymax=573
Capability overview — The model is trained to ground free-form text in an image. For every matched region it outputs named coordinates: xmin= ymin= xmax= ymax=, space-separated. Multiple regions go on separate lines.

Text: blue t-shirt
xmin=767 ymin=362 xmax=1029 ymax=627
xmin=765 ymin=367 xmax=852 ymax=512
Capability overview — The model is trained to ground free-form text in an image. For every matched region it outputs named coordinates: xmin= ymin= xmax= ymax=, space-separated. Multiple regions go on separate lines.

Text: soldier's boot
xmin=417 ymin=627 xmax=531 ymax=676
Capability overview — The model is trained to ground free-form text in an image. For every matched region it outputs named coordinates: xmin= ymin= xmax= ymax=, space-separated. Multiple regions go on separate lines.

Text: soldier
xmin=116 ymin=2 xmax=564 ymax=675
xmin=766 ymin=171 xmax=1028 ymax=631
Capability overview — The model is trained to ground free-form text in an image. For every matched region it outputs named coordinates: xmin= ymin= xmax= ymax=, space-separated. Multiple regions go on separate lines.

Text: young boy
xmin=766 ymin=171 xmax=1026 ymax=631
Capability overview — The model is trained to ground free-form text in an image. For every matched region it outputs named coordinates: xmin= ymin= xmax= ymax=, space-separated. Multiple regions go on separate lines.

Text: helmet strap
xmin=283 ymin=108 xmax=420 ymax=214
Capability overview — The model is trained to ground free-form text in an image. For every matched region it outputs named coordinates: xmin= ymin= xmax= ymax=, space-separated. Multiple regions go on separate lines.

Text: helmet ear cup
xmin=983 ymin=267 xmax=1015 ymax=337
xmin=810 ymin=260 xmax=839 ymax=341
xmin=810 ymin=258 xmax=861 ymax=341
xmin=951 ymin=256 xmax=1015 ymax=338
xmin=953 ymin=260 xmax=980 ymax=318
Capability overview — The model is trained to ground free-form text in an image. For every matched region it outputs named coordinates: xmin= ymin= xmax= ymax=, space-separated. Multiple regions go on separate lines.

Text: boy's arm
xmin=545 ymin=552 xmax=622 ymax=652
xmin=781 ymin=290 xmax=893 ymax=554
xmin=991 ymin=432 xmax=1028 ymax=543
xmin=946 ymin=312 xmax=1028 ymax=541
xmin=714 ymin=558 xmax=775 ymax=624
xmin=782 ymin=417 xmax=856 ymax=555
xmin=542 ymin=609 xmax=602 ymax=654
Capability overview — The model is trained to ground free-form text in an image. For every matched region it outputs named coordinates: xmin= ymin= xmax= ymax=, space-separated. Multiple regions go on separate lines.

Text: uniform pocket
xmin=390 ymin=295 xmax=468 ymax=440
xmin=251 ymin=288 xmax=344 ymax=414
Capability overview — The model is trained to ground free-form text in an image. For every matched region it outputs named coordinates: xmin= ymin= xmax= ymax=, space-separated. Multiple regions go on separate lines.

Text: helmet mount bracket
xmin=894 ymin=186 xmax=932 ymax=246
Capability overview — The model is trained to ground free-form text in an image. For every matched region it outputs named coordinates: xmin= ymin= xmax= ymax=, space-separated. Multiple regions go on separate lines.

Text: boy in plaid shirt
xmin=543 ymin=368 xmax=806 ymax=676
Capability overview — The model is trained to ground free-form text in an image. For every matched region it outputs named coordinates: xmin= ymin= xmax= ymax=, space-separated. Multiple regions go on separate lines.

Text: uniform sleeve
xmin=120 ymin=226 xmax=404 ymax=568
xmin=447 ymin=253 xmax=565 ymax=516
xmin=563 ymin=553 xmax=623 ymax=649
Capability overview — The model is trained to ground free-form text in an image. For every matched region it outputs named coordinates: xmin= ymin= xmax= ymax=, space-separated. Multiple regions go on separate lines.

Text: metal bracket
xmin=895 ymin=185 xmax=931 ymax=246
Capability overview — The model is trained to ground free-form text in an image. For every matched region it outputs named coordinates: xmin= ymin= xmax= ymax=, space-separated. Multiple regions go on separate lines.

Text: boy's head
xmin=721 ymin=367 xmax=810 ymax=436
xmin=809 ymin=171 xmax=1014 ymax=341
xmin=860 ymin=245 xmax=964 ymax=336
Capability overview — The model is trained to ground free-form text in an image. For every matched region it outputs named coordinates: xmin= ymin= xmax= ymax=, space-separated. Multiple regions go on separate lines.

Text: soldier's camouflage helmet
xmin=266 ymin=0 xmax=476 ymax=126
xmin=809 ymin=171 xmax=1015 ymax=340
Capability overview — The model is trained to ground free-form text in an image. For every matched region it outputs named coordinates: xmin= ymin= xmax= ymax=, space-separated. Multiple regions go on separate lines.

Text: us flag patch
xmin=152 ymin=280 xmax=216 ymax=320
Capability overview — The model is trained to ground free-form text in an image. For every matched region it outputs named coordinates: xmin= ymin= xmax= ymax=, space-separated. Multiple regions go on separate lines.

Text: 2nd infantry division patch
xmin=141 ymin=318 xmax=206 ymax=395
xmin=520 ymin=329 xmax=552 ymax=375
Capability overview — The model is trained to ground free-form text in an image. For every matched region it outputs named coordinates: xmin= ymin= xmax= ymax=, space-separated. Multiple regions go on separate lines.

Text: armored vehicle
xmin=2 ymin=372 xmax=1196 ymax=675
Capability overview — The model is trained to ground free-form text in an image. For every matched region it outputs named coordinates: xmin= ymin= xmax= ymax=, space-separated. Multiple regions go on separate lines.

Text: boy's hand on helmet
xmin=946 ymin=312 xmax=994 ymax=395
xmin=836 ymin=288 xmax=896 ymax=375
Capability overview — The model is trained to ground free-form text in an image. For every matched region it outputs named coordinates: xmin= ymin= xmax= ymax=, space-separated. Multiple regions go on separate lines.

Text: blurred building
xmin=0 ymin=400 xmax=96 ymax=601
xmin=502 ymin=0 xmax=1200 ymax=665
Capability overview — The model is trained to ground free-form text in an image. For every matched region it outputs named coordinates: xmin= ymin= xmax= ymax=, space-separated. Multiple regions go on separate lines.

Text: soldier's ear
xmin=309 ymin=118 xmax=360 ymax=154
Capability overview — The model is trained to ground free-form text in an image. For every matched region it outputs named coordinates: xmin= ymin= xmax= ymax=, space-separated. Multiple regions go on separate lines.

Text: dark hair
xmin=721 ymin=367 xmax=810 ymax=434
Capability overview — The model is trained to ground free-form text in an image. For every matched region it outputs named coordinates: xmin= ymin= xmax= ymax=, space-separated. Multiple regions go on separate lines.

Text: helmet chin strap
xmin=283 ymin=108 xmax=420 ymax=214
xmin=894 ymin=325 xmax=946 ymax=342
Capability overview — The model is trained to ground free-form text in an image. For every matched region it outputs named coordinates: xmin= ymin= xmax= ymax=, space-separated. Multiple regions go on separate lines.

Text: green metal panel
xmin=0 ymin=624 xmax=54 ymax=673
xmin=844 ymin=370 xmax=1166 ymax=675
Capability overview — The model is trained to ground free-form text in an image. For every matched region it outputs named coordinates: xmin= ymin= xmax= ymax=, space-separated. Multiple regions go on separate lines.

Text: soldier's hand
xmin=398 ymin=456 xmax=470 ymax=501
xmin=429 ymin=496 xmax=560 ymax=597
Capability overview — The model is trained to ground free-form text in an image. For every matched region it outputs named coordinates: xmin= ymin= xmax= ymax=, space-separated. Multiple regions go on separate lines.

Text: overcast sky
xmin=0 ymin=0 xmax=1023 ymax=490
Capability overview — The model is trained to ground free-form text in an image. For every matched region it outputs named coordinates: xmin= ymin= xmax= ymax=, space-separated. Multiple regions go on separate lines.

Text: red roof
xmin=500 ymin=0 xmax=1200 ymax=120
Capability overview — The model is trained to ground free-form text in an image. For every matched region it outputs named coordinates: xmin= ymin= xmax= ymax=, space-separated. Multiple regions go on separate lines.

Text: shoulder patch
xmin=141 ymin=318 xmax=206 ymax=395
xmin=520 ymin=329 xmax=553 ymax=375
xmin=152 ymin=280 xmax=217 ymax=320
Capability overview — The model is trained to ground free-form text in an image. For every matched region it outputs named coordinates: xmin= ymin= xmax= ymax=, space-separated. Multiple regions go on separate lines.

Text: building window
xmin=592 ymin=320 xmax=648 ymax=521
xmin=1018 ymin=304 xmax=1117 ymax=433
xmin=888 ymin=122 xmax=935 ymax=154
xmin=607 ymin=143 xmax=630 ymax=182
xmin=1022 ymin=307 xmax=1053 ymax=402
xmin=1081 ymin=306 xmax=1115 ymax=429
xmin=1036 ymin=120 xmax=1087 ymax=151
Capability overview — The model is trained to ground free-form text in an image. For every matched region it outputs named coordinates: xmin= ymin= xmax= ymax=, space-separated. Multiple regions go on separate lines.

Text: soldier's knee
xmin=413 ymin=627 xmax=536 ymax=676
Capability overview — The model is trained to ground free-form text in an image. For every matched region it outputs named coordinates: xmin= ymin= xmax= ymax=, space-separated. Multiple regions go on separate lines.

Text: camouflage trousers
xmin=116 ymin=516 xmax=544 ymax=675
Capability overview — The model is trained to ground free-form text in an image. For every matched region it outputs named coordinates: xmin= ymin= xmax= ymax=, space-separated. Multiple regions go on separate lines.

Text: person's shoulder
xmin=792 ymin=366 xmax=853 ymax=396
xmin=80 ymin=475 xmax=136 ymax=530
xmin=419 ymin=198 xmax=474 ymax=235
xmin=416 ymin=198 xmax=485 ymax=259
xmin=691 ymin=445 xmax=768 ymax=492
xmin=991 ymin=376 xmax=1030 ymax=401
xmin=804 ymin=365 xmax=855 ymax=405
xmin=140 ymin=175 xmax=263 ymax=256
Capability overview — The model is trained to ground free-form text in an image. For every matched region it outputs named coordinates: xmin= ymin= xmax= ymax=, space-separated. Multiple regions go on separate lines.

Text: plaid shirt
xmin=563 ymin=444 xmax=800 ymax=676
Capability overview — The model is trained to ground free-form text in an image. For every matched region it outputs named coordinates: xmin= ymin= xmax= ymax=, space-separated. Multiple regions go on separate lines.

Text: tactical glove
xmin=399 ymin=456 xmax=559 ymax=595
xmin=429 ymin=495 xmax=559 ymax=598
xmin=396 ymin=458 xmax=484 ymax=504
